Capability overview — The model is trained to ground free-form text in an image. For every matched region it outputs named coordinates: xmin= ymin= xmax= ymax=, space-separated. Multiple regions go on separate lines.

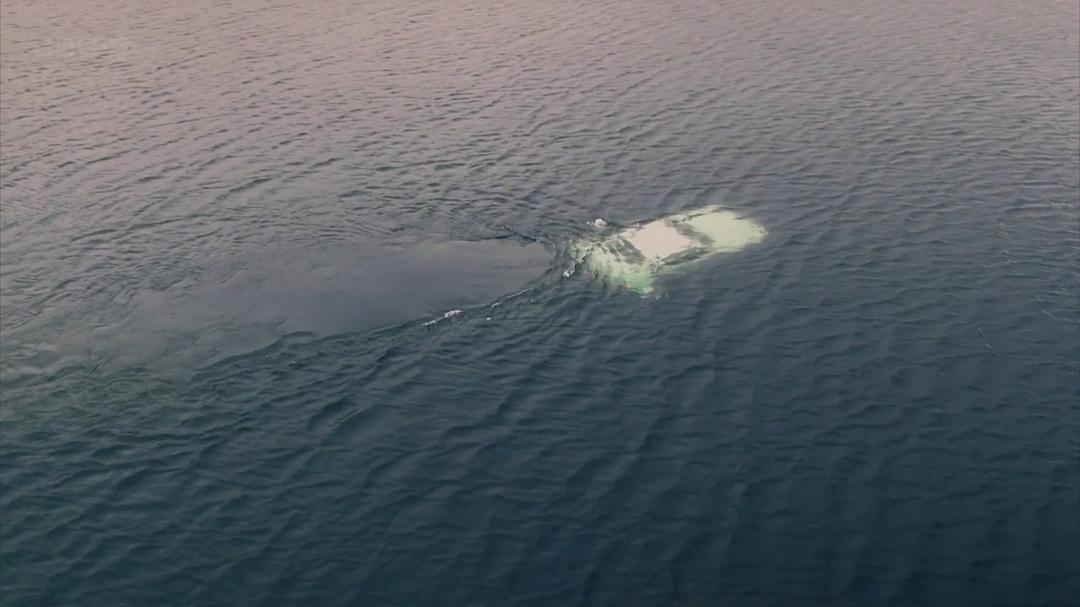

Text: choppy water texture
xmin=2 ymin=0 xmax=1079 ymax=605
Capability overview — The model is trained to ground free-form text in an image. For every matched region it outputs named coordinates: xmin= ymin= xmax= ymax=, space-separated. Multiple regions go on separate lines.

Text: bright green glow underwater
xmin=575 ymin=206 xmax=767 ymax=294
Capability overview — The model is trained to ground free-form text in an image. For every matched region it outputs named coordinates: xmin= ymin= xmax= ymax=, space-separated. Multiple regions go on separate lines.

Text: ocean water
xmin=1 ymin=0 xmax=1078 ymax=605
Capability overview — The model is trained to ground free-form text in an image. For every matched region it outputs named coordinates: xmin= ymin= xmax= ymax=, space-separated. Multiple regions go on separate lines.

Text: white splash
xmin=423 ymin=308 xmax=463 ymax=326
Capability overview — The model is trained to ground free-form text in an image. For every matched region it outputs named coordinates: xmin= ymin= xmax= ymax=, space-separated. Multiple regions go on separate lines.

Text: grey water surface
xmin=1 ymin=0 xmax=1078 ymax=606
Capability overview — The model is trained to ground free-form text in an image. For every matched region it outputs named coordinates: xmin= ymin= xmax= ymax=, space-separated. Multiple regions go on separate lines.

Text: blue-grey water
xmin=1 ymin=0 xmax=1078 ymax=605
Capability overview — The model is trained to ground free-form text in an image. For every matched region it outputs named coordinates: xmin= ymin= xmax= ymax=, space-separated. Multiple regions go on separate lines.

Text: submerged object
xmin=574 ymin=206 xmax=766 ymax=294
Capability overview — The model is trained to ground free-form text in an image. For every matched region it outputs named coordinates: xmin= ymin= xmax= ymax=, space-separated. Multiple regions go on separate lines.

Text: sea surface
xmin=1 ymin=1 xmax=1078 ymax=605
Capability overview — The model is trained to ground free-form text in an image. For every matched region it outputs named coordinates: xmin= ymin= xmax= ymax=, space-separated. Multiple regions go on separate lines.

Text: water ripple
xmin=3 ymin=0 xmax=1079 ymax=605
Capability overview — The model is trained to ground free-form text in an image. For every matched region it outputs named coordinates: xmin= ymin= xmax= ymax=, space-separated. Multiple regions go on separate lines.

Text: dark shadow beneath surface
xmin=91 ymin=237 xmax=552 ymax=371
